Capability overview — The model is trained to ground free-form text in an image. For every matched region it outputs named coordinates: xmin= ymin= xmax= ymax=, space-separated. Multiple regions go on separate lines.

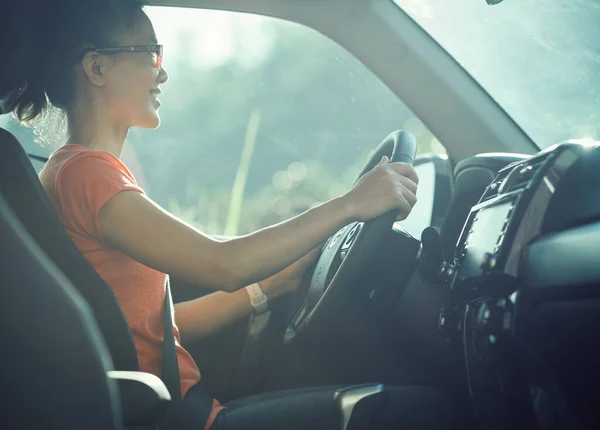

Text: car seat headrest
xmin=0 ymin=0 xmax=40 ymax=115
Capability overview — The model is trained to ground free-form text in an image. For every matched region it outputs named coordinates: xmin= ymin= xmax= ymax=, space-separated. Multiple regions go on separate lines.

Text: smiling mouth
xmin=150 ymin=93 xmax=161 ymax=106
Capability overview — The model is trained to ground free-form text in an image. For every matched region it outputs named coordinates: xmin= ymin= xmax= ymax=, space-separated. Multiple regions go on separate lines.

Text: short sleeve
xmin=56 ymin=153 xmax=144 ymax=242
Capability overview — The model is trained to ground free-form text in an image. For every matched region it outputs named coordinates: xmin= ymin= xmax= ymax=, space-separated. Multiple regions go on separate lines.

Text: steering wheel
xmin=284 ymin=130 xmax=417 ymax=344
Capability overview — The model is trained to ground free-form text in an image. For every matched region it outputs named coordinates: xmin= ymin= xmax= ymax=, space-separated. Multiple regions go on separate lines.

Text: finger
xmin=377 ymin=155 xmax=389 ymax=166
xmin=401 ymin=187 xmax=417 ymax=208
xmin=395 ymin=208 xmax=413 ymax=222
xmin=398 ymin=175 xmax=418 ymax=195
xmin=389 ymin=162 xmax=419 ymax=185
xmin=393 ymin=192 xmax=413 ymax=219
xmin=403 ymin=164 xmax=419 ymax=185
xmin=395 ymin=208 xmax=411 ymax=222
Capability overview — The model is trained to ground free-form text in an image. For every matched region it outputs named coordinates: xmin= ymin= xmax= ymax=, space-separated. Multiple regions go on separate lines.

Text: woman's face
xmin=103 ymin=11 xmax=168 ymax=129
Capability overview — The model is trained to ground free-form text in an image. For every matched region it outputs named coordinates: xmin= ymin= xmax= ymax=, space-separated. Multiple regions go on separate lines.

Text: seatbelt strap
xmin=231 ymin=310 xmax=270 ymax=398
xmin=161 ymin=276 xmax=181 ymax=401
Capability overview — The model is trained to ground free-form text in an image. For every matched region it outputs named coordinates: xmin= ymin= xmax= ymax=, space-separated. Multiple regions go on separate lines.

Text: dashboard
xmin=457 ymin=144 xmax=582 ymax=282
xmin=425 ymin=142 xmax=600 ymax=430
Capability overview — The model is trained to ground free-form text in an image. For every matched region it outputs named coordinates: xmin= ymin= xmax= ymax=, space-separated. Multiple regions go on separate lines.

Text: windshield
xmin=394 ymin=0 xmax=600 ymax=149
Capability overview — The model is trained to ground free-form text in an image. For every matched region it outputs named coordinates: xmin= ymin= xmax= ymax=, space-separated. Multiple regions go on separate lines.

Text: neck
xmin=65 ymin=99 xmax=128 ymax=159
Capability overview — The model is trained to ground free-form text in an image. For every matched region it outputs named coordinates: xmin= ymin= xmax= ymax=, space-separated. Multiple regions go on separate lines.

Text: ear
xmin=81 ymin=51 xmax=113 ymax=87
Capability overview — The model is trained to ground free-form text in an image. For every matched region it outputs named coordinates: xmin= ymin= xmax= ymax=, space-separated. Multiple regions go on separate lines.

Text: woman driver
xmin=13 ymin=1 xmax=453 ymax=429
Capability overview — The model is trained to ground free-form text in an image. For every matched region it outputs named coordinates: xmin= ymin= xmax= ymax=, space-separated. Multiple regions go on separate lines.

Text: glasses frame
xmin=80 ymin=44 xmax=163 ymax=70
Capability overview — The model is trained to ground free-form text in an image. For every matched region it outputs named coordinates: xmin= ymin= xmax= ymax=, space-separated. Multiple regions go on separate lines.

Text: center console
xmin=420 ymin=142 xmax=595 ymax=429
xmin=456 ymin=144 xmax=582 ymax=282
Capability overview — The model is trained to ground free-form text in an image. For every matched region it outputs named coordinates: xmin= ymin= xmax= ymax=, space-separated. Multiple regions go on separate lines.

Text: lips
xmin=150 ymin=89 xmax=161 ymax=107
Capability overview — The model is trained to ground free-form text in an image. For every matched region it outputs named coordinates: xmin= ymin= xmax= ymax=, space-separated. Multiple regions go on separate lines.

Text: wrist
xmin=257 ymin=278 xmax=279 ymax=300
xmin=331 ymin=195 xmax=356 ymax=224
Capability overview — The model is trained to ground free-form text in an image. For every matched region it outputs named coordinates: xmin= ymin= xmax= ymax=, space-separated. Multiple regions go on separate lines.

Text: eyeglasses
xmin=80 ymin=44 xmax=163 ymax=70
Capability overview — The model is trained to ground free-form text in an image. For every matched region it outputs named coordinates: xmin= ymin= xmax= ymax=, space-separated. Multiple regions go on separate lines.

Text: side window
xmin=0 ymin=115 xmax=53 ymax=174
xmin=132 ymin=7 xmax=446 ymax=237
xmin=6 ymin=7 xmax=446 ymax=237
xmin=398 ymin=161 xmax=437 ymax=236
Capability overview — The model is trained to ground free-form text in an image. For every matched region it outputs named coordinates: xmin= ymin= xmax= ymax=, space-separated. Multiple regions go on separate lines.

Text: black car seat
xmin=0 ymin=126 xmax=176 ymax=426
xmin=0 ymin=0 xmax=36 ymax=115
xmin=0 ymin=127 xmax=139 ymax=371
xmin=0 ymin=3 xmax=172 ymax=424
xmin=0 ymin=193 xmax=123 ymax=429
xmin=0 ymin=194 xmax=171 ymax=429
xmin=0 ymin=0 xmax=136 ymax=371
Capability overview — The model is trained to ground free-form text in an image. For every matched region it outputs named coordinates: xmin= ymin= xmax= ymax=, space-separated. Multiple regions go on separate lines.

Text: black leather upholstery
xmin=0 ymin=194 xmax=123 ymax=430
xmin=0 ymin=0 xmax=38 ymax=115
xmin=0 ymin=127 xmax=139 ymax=372
xmin=108 ymin=371 xmax=171 ymax=426
xmin=0 ymin=194 xmax=172 ymax=429
xmin=334 ymin=384 xmax=386 ymax=430
xmin=0 ymin=2 xmax=171 ymax=421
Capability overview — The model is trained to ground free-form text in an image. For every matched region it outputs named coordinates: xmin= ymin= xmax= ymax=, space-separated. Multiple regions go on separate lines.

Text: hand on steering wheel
xmin=344 ymin=155 xmax=418 ymax=222
xmin=284 ymin=130 xmax=418 ymax=344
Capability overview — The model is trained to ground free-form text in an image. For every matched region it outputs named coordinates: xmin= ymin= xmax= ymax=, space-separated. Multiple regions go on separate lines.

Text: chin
xmin=137 ymin=112 xmax=161 ymax=129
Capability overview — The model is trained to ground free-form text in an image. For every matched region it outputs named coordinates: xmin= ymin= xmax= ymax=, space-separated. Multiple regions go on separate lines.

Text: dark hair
xmin=13 ymin=0 xmax=144 ymax=123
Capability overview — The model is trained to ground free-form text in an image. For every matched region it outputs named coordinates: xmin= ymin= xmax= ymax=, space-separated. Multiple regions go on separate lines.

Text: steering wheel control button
xmin=341 ymin=223 xmax=362 ymax=250
xmin=328 ymin=226 xmax=348 ymax=249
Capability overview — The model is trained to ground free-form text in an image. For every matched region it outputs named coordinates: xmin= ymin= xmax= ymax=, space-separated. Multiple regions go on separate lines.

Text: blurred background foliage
xmin=4 ymin=7 xmax=445 ymax=236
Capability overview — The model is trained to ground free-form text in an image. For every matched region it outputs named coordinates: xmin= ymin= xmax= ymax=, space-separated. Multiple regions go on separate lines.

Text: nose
xmin=157 ymin=65 xmax=168 ymax=84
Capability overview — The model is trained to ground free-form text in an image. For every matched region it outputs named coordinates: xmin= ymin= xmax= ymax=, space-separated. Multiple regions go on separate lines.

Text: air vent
xmin=479 ymin=154 xmax=550 ymax=203
xmin=503 ymin=158 xmax=546 ymax=193
xmin=480 ymin=169 xmax=511 ymax=202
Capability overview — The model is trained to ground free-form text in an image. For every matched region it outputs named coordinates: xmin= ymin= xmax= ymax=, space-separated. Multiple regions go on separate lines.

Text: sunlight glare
xmin=145 ymin=6 xmax=273 ymax=69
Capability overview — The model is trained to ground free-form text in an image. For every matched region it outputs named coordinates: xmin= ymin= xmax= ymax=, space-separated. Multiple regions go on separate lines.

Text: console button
xmin=476 ymin=297 xmax=513 ymax=336
xmin=480 ymin=252 xmax=497 ymax=271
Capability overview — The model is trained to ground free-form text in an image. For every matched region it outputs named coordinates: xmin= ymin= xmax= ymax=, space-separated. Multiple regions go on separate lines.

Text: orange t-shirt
xmin=39 ymin=144 xmax=224 ymax=428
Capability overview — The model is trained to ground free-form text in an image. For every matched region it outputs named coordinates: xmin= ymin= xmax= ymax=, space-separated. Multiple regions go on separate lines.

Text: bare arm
xmin=99 ymin=193 xmax=349 ymax=291
xmin=175 ymin=243 xmax=320 ymax=343
xmin=174 ymin=290 xmax=252 ymax=344
xmin=98 ymin=159 xmax=418 ymax=293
